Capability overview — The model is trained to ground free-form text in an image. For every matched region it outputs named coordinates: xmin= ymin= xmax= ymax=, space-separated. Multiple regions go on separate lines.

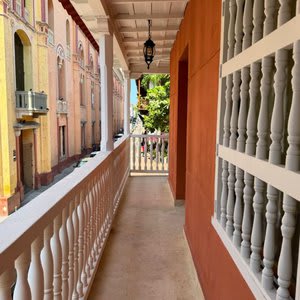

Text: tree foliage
xmin=143 ymin=75 xmax=170 ymax=133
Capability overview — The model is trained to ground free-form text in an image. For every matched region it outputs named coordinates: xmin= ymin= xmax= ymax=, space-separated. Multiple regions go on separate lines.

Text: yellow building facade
xmin=0 ymin=0 xmax=102 ymax=215
xmin=0 ymin=0 xmax=51 ymax=215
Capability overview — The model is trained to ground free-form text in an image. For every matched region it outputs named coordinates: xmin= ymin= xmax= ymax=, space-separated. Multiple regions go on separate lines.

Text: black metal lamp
xmin=143 ymin=20 xmax=155 ymax=69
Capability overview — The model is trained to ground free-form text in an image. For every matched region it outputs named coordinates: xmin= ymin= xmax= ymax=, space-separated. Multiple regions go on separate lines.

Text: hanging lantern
xmin=143 ymin=20 xmax=156 ymax=69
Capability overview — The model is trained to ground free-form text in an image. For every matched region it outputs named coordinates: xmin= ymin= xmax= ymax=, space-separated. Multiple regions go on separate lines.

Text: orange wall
xmin=169 ymin=1 xmax=254 ymax=299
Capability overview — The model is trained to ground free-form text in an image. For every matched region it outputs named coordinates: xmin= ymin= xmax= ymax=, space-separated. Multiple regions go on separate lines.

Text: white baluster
xmin=60 ymin=207 xmax=69 ymax=300
xmin=278 ymin=0 xmax=293 ymax=27
xmin=94 ymin=175 xmax=102 ymax=257
xmin=156 ymin=141 xmax=159 ymax=171
xmin=234 ymin=0 xmax=245 ymax=55
xmin=132 ymin=137 xmax=136 ymax=171
xmin=263 ymin=0 xmax=278 ymax=36
xmin=220 ymin=73 xmax=232 ymax=228
xmin=241 ymin=61 xmax=261 ymax=258
xmin=72 ymin=197 xmax=79 ymax=299
xmin=13 ymin=250 xmax=31 ymax=300
xmin=138 ymin=137 xmax=141 ymax=171
xmin=161 ymin=140 xmax=165 ymax=171
xmin=236 ymin=57 xmax=251 ymax=240
xmin=77 ymin=191 xmax=84 ymax=297
xmin=51 ymin=214 xmax=62 ymax=299
xmin=276 ymin=39 xmax=300 ymax=300
xmin=150 ymin=138 xmax=153 ymax=170
xmin=250 ymin=5 xmax=278 ymax=272
xmin=28 ymin=236 xmax=44 ymax=300
xmin=242 ymin=0 xmax=253 ymax=50
xmin=91 ymin=181 xmax=98 ymax=265
xmin=0 ymin=267 xmax=15 ymax=299
xmin=232 ymin=0 xmax=245 ymax=245
xmin=220 ymin=0 xmax=236 ymax=228
xmin=144 ymin=136 xmax=147 ymax=170
xmin=252 ymin=0 xmax=265 ymax=43
xmin=260 ymin=2 xmax=287 ymax=288
xmin=67 ymin=202 xmax=74 ymax=299
xmin=41 ymin=224 xmax=54 ymax=299
xmin=250 ymin=176 xmax=266 ymax=273
xmin=83 ymin=185 xmax=91 ymax=282
xmin=227 ymin=0 xmax=237 ymax=60
xmin=86 ymin=188 xmax=94 ymax=274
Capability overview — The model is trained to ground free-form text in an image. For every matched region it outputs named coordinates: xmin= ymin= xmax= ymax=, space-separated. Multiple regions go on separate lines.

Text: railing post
xmin=0 ymin=267 xmax=15 ymax=299
xmin=13 ymin=250 xmax=31 ymax=300
xmin=52 ymin=214 xmax=63 ymax=299
xmin=67 ymin=201 xmax=74 ymax=299
xmin=41 ymin=224 xmax=54 ymax=299
xmin=28 ymin=236 xmax=44 ymax=300
xmin=60 ymin=207 xmax=69 ymax=299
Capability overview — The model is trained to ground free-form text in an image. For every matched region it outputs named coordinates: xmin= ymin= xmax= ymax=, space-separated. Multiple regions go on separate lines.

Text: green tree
xmin=141 ymin=74 xmax=170 ymax=92
xmin=143 ymin=84 xmax=170 ymax=133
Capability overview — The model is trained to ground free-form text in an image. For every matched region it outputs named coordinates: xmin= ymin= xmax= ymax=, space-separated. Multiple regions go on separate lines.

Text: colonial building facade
xmin=0 ymin=0 xmax=125 ymax=215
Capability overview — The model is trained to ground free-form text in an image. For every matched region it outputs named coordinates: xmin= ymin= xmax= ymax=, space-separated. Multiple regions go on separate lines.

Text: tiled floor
xmin=89 ymin=176 xmax=205 ymax=300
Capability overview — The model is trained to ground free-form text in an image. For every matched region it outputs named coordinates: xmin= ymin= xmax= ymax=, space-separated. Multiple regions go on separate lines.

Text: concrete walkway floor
xmin=89 ymin=176 xmax=205 ymax=300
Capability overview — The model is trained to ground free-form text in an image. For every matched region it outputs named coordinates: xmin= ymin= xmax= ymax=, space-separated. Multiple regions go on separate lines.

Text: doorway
xmin=20 ymin=130 xmax=34 ymax=193
xmin=176 ymin=47 xmax=189 ymax=202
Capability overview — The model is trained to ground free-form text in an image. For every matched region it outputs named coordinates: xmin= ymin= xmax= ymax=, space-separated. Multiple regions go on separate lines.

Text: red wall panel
xmin=169 ymin=1 xmax=255 ymax=299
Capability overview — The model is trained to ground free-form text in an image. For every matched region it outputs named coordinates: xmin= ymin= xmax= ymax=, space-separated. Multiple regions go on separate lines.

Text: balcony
xmin=0 ymin=137 xmax=202 ymax=298
xmin=57 ymin=99 xmax=68 ymax=114
xmin=15 ymin=91 xmax=48 ymax=118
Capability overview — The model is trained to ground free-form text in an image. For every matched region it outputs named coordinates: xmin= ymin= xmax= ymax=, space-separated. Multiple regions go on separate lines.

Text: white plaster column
xmin=124 ymin=71 xmax=131 ymax=136
xmin=99 ymin=34 xmax=114 ymax=151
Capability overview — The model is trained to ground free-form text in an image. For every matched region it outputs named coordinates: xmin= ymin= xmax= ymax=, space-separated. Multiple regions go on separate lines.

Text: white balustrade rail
xmin=214 ymin=1 xmax=300 ymax=299
xmin=130 ymin=134 xmax=169 ymax=174
xmin=0 ymin=138 xmax=130 ymax=299
xmin=57 ymin=99 xmax=68 ymax=114
xmin=15 ymin=91 xmax=48 ymax=118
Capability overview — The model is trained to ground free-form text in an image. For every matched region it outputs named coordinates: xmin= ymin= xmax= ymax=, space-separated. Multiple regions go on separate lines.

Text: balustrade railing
xmin=130 ymin=134 xmax=169 ymax=174
xmin=215 ymin=0 xmax=300 ymax=299
xmin=15 ymin=91 xmax=48 ymax=117
xmin=57 ymin=99 xmax=68 ymax=114
xmin=0 ymin=138 xmax=130 ymax=299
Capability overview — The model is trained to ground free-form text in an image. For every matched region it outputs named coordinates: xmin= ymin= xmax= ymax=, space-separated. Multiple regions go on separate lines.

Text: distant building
xmin=0 ymin=0 xmax=125 ymax=215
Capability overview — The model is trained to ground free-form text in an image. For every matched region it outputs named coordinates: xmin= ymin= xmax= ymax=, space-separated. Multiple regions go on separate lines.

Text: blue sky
xmin=130 ymin=79 xmax=138 ymax=105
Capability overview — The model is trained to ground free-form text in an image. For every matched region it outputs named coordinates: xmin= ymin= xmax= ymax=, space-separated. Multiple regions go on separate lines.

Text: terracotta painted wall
xmin=169 ymin=1 xmax=255 ymax=299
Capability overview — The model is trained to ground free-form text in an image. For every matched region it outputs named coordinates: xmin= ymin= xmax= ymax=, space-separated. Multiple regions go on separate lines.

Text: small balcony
xmin=15 ymin=91 xmax=48 ymax=118
xmin=57 ymin=99 xmax=68 ymax=114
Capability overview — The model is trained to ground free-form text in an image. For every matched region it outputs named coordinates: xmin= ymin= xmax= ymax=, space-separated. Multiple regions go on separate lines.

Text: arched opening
xmin=57 ymin=57 xmax=65 ymax=100
xmin=66 ymin=20 xmax=70 ymax=46
xmin=14 ymin=30 xmax=32 ymax=91
xmin=80 ymin=74 xmax=85 ymax=105
xmin=89 ymin=54 xmax=94 ymax=72
xmin=48 ymin=0 xmax=54 ymax=30
xmin=78 ymin=42 xmax=84 ymax=68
